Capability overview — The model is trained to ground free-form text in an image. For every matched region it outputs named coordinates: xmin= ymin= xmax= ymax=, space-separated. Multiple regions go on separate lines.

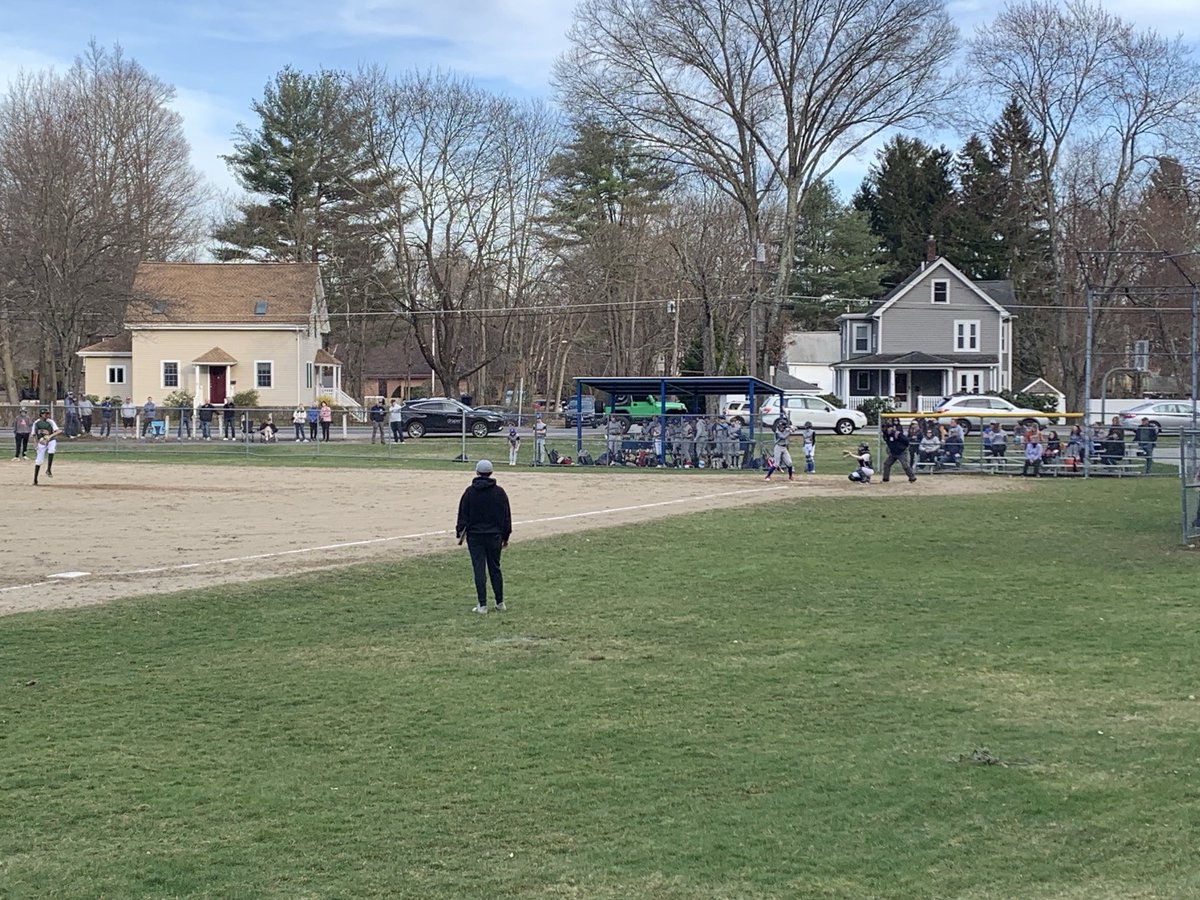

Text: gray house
xmin=832 ymin=257 xmax=1016 ymax=412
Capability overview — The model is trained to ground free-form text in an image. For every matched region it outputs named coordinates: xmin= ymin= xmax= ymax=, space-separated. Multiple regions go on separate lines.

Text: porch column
xmin=887 ymin=369 xmax=895 ymax=399
xmin=193 ymin=365 xmax=202 ymax=411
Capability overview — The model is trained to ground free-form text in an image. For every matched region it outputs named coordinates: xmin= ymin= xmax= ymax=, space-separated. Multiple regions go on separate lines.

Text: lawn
xmin=2 ymin=475 xmax=1197 ymax=898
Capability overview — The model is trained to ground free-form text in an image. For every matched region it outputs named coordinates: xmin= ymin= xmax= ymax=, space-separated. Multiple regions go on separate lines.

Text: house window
xmin=161 ymin=361 xmax=179 ymax=389
xmin=957 ymin=370 xmax=983 ymax=393
xmin=106 ymin=365 xmax=126 ymax=385
xmin=954 ymin=320 xmax=980 ymax=352
xmin=256 ymin=361 xmax=274 ymax=389
xmin=932 ymin=280 xmax=949 ymax=304
xmin=852 ymin=323 xmax=870 ymax=353
xmin=305 ymin=362 xmax=313 ymax=389
xmin=855 ymin=371 xmax=872 ymax=393
xmin=1000 ymin=322 xmax=1008 ymax=354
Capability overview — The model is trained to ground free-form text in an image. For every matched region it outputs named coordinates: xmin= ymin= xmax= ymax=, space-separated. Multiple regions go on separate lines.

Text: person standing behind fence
xmin=176 ymin=404 xmax=192 ymax=440
xmin=319 ymin=401 xmax=332 ymax=441
xmin=79 ymin=395 xmax=94 ymax=435
xmin=292 ymin=404 xmax=306 ymax=441
xmin=222 ymin=399 xmax=237 ymax=440
xmin=142 ymin=397 xmax=157 ymax=437
xmin=533 ymin=413 xmax=547 ymax=465
xmin=306 ymin=402 xmax=319 ymax=442
xmin=197 ymin=400 xmax=215 ymax=440
xmin=764 ymin=417 xmax=794 ymax=481
xmin=368 ymin=399 xmax=385 ymax=443
xmin=1133 ymin=417 xmax=1158 ymax=473
xmin=99 ymin=397 xmax=113 ymax=437
xmin=456 ymin=459 xmax=512 ymax=614
xmin=121 ymin=397 xmax=136 ymax=438
xmin=13 ymin=406 xmax=33 ymax=460
xmin=881 ymin=423 xmax=916 ymax=483
xmin=63 ymin=393 xmax=80 ymax=438
xmin=388 ymin=399 xmax=405 ymax=443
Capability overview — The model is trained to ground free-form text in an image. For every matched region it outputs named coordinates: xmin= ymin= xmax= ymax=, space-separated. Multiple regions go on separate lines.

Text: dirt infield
xmin=2 ymin=460 xmax=1016 ymax=616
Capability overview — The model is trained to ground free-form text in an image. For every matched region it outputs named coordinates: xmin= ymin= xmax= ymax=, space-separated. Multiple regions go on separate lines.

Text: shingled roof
xmin=78 ymin=332 xmax=133 ymax=354
xmin=126 ymin=262 xmax=323 ymax=326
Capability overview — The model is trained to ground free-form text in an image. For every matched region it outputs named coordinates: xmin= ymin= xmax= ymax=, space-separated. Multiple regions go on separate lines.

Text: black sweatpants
xmin=882 ymin=452 xmax=915 ymax=481
xmin=466 ymin=534 xmax=504 ymax=606
xmin=15 ymin=433 xmax=29 ymax=458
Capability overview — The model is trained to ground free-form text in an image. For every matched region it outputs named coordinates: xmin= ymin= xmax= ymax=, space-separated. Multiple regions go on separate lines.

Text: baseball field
xmin=2 ymin=452 xmax=1197 ymax=898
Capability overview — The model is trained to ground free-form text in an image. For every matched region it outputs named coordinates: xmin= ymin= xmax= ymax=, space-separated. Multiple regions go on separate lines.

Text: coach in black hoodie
xmin=456 ymin=459 xmax=513 ymax=614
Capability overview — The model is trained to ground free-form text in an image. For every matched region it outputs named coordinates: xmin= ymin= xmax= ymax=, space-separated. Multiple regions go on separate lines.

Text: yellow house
xmin=78 ymin=262 xmax=352 ymax=410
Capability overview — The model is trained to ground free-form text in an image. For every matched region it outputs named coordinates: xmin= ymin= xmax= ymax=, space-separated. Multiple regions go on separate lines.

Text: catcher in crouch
xmin=32 ymin=408 xmax=62 ymax=486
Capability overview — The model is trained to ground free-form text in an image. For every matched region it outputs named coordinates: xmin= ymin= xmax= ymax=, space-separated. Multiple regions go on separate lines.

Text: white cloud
xmin=0 ymin=41 xmax=69 ymax=92
xmin=333 ymin=0 xmax=575 ymax=91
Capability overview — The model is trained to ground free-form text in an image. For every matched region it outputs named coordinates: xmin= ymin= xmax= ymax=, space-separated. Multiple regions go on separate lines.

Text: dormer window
xmin=254 ymin=301 xmax=268 ymax=316
xmin=931 ymin=280 xmax=949 ymax=304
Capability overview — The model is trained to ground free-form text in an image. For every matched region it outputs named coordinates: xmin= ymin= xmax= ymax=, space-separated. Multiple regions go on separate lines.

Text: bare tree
xmin=0 ymin=43 xmax=204 ymax=401
xmin=970 ymin=0 xmax=1200 ymax=405
xmin=555 ymin=0 xmax=958 ymax=375
xmin=351 ymin=69 xmax=557 ymax=398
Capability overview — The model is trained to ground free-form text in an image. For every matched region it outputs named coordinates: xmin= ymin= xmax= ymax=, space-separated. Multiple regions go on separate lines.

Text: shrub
xmin=162 ymin=389 xmax=195 ymax=410
xmin=231 ymin=389 xmax=260 ymax=409
xmin=856 ymin=395 xmax=894 ymax=426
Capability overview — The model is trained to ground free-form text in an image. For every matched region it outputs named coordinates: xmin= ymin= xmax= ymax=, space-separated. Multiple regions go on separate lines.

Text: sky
xmin=2 ymin=0 xmax=1198 ymax=208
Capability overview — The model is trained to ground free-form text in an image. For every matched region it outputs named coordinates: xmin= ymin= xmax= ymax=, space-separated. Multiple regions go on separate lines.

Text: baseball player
xmin=764 ymin=416 xmax=794 ymax=481
xmin=506 ymin=421 xmax=521 ymax=466
xmin=32 ymin=408 xmax=62 ymax=486
xmin=532 ymin=413 xmax=547 ymax=465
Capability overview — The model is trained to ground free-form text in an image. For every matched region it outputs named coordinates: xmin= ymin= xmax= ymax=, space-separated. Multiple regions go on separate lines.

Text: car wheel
xmin=730 ymin=416 xmax=744 ymax=428
xmin=406 ymin=421 xmax=425 ymax=438
xmin=1020 ymin=418 xmax=1038 ymax=429
xmin=615 ymin=415 xmax=631 ymax=434
xmin=956 ymin=418 xmax=973 ymax=435
xmin=471 ymin=420 xmax=489 ymax=438
xmin=1150 ymin=420 xmax=1163 ymax=432
xmin=835 ymin=418 xmax=855 ymax=435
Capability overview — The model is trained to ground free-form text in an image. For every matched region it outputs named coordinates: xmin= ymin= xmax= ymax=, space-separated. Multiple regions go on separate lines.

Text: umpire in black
xmin=456 ymin=459 xmax=512 ymax=614
xmin=881 ymin=422 xmax=918 ymax=483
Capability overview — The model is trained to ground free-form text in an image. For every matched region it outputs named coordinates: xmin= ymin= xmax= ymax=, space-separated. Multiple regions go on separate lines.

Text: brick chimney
xmin=926 ymin=234 xmax=938 ymax=263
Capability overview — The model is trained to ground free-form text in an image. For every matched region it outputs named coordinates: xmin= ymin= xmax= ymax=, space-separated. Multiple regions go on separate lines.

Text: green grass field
xmin=2 ymin=473 xmax=1197 ymax=898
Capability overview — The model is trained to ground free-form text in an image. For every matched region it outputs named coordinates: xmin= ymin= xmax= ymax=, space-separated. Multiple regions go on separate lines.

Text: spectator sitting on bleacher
xmin=918 ymin=429 xmax=941 ymax=465
xmin=1101 ymin=427 xmax=1125 ymax=466
xmin=1022 ymin=431 xmax=1044 ymax=476
xmin=1064 ymin=425 xmax=1085 ymax=472
xmin=939 ymin=422 xmax=964 ymax=468
xmin=1043 ymin=430 xmax=1061 ymax=464
xmin=988 ymin=423 xmax=1008 ymax=457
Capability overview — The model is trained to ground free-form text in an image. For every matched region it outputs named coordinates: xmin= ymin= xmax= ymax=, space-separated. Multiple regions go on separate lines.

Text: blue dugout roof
xmin=569 ymin=376 xmax=785 ymax=456
xmin=573 ymin=375 xmax=784 ymax=403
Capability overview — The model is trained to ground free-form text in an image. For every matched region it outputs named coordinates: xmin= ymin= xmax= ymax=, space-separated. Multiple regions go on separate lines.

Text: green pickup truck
xmin=610 ymin=395 xmax=688 ymax=432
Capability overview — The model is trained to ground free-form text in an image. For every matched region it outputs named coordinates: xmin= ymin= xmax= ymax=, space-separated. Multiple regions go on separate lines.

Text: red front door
xmin=209 ymin=366 xmax=227 ymax=403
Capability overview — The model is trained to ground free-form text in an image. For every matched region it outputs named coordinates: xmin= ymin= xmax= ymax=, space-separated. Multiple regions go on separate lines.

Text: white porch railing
xmin=329 ymin=387 xmax=366 ymax=421
xmin=847 ymin=395 xmax=942 ymax=413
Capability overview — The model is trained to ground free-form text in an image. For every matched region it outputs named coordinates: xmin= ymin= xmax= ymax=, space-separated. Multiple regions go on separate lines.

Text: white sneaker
xmin=495 ymin=602 xmax=506 ymax=612
xmin=472 ymin=604 xmax=488 ymax=614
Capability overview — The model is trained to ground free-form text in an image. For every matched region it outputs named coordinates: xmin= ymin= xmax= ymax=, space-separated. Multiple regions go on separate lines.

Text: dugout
xmin=570 ymin=375 xmax=784 ymax=462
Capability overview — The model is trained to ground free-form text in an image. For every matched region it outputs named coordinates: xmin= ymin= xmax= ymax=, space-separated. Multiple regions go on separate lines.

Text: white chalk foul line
xmin=3 ymin=483 xmax=786 ymax=592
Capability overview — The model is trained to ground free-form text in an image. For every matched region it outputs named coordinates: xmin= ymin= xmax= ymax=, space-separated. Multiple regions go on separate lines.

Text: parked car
xmin=400 ymin=398 xmax=505 ymax=438
xmin=609 ymin=395 xmax=688 ymax=432
xmin=759 ymin=394 xmax=867 ymax=435
xmin=562 ymin=395 xmax=602 ymax=428
xmin=929 ymin=394 xmax=1050 ymax=434
xmin=473 ymin=404 xmax=525 ymax=424
xmin=1117 ymin=399 xmax=1198 ymax=433
xmin=723 ymin=399 xmax=752 ymax=426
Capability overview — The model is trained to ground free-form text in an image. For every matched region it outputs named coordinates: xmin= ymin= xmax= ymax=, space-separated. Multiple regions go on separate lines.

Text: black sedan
xmin=401 ymin=398 xmax=505 ymax=438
